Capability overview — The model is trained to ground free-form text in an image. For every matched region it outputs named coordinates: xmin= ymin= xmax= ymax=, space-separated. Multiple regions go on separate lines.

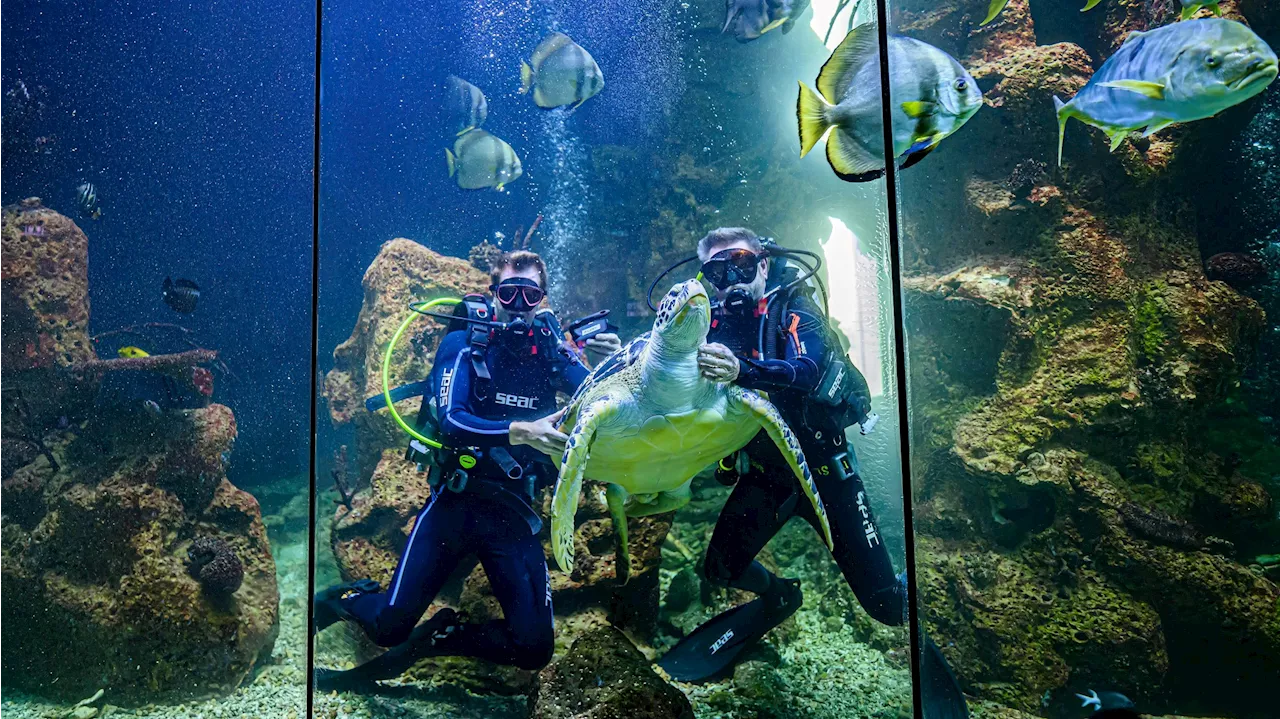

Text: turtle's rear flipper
xmin=605 ymin=484 xmax=632 ymax=584
xmin=731 ymin=386 xmax=833 ymax=550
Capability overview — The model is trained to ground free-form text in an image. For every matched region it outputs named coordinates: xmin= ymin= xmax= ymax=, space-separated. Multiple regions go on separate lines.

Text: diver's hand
xmin=698 ymin=342 xmax=740 ymax=383
xmin=510 ymin=408 xmax=569 ymax=458
xmin=584 ymin=332 xmax=621 ymax=361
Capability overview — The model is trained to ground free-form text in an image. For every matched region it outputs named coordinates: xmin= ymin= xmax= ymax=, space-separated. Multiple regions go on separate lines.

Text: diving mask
xmin=700 ymin=248 xmax=763 ymax=290
xmin=491 ymin=277 xmax=545 ymax=312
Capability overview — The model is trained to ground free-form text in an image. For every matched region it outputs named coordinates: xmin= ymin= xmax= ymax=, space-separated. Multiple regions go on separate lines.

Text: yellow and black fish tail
xmin=797 ymin=81 xmax=834 ymax=158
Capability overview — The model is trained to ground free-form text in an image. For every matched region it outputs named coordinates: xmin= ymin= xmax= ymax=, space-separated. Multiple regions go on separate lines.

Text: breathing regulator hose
xmin=380 ymin=297 xmax=462 ymax=449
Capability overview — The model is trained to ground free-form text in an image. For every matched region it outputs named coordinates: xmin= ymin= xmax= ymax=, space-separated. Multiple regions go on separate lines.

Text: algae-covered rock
xmin=1 ymin=405 xmax=278 ymax=702
xmin=529 ymin=626 xmax=694 ymax=719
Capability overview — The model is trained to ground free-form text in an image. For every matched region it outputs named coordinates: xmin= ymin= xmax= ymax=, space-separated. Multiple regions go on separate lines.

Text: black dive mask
xmin=700 ymin=248 xmax=763 ymax=290
xmin=491 ymin=277 xmax=545 ymax=313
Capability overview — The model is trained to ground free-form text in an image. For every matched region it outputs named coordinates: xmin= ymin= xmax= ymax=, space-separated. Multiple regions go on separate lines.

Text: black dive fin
xmin=921 ymin=637 xmax=970 ymax=719
xmin=315 ymin=608 xmax=463 ymax=692
xmin=657 ymin=580 xmax=802 ymax=682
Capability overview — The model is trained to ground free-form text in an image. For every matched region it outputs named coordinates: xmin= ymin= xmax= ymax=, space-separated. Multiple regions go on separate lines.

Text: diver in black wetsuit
xmin=658 ymin=227 xmax=902 ymax=681
xmin=313 ymin=251 xmax=620 ymax=688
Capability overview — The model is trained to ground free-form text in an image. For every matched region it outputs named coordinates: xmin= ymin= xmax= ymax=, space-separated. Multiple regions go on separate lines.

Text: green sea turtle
xmin=551 ymin=280 xmax=833 ymax=581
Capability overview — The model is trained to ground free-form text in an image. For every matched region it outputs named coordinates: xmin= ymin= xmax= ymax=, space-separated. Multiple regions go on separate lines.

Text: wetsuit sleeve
xmin=556 ymin=345 xmax=592 ymax=394
xmin=436 ymin=333 xmax=512 ymax=446
xmin=735 ymin=295 xmax=828 ymax=393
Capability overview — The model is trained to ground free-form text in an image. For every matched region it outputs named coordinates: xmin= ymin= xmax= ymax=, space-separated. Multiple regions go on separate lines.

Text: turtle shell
xmin=557 ymin=332 xmax=650 ymax=428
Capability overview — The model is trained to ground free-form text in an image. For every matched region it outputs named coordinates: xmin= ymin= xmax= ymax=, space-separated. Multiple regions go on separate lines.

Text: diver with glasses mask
xmin=655 ymin=227 xmax=903 ymax=681
xmin=313 ymin=250 xmax=620 ymax=688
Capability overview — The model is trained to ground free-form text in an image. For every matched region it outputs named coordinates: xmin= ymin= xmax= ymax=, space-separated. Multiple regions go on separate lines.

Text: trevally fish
xmin=76 ymin=182 xmax=102 ymax=219
xmin=520 ymin=32 xmax=604 ymax=110
xmin=446 ymin=129 xmax=523 ymax=191
xmin=1054 ymin=18 xmax=1278 ymax=164
xmin=446 ymin=75 xmax=488 ymax=136
xmin=163 ymin=277 xmax=201 ymax=314
xmin=981 ymin=0 xmax=1102 ymax=27
xmin=797 ymin=24 xmax=983 ymax=182
xmin=722 ymin=0 xmax=811 ymax=43
xmin=1180 ymin=0 xmax=1222 ymax=20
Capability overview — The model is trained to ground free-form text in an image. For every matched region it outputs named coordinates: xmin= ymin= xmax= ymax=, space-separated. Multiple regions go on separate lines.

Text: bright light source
xmin=809 ymin=0 xmax=872 ymax=49
xmin=820 ymin=217 xmax=883 ymax=397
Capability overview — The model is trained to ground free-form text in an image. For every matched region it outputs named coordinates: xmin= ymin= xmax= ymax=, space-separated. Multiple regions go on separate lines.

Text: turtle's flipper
xmin=731 ymin=387 xmax=833 ymax=550
xmin=552 ymin=397 xmax=620 ymax=573
xmin=605 ymin=484 xmax=632 ymax=584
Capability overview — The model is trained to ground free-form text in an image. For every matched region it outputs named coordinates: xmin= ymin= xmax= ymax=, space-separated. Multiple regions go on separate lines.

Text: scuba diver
xmin=654 ymin=227 xmax=900 ymax=681
xmin=313 ymin=250 xmax=621 ymax=689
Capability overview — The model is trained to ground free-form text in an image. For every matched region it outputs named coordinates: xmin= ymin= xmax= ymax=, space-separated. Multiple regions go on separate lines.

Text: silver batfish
xmin=797 ymin=23 xmax=983 ymax=182
xmin=722 ymin=0 xmax=811 ymax=43
xmin=445 ymin=129 xmax=523 ymax=191
xmin=1054 ymin=18 xmax=1277 ymax=163
xmin=446 ymin=75 xmax=488 ymax=136
xmin=520 ymin=32 xmax=604 ymax=110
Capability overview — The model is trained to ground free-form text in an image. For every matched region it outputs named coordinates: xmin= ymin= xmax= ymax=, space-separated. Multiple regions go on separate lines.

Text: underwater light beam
xmin=820 ymin=216 xmax=884 ymax=397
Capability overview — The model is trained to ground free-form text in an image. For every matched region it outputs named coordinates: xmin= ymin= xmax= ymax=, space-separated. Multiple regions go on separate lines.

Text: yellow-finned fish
xmin=981 ymin=0 xmax=1103 ymax=27
xmin=722 ymin=0 xmax=811 ymax=43
xmin=446 ymin=75 xmax=488 ymax=136
xmin=1054 ymin=18 xmax=1277 ymax=164
xmin=445 ymin=129 xmax=523 ymax=191
xmin=797 ymin=24 xmax=983 ymax=182
xmin=118 ymin=346 xmax=151 ymax=358
xmin=1179 ymin=0 xmax=1222 ymax=20
xmin=519 ymin=32 xmax=604 ymax=110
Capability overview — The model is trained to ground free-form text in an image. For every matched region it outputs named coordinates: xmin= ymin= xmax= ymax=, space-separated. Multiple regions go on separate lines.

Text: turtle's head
xmin=653 ymin=280 xmax=711 ymax=351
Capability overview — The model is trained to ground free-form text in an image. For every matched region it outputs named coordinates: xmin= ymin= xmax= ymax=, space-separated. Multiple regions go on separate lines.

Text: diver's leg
xmin=341 ymin=491 xmax=466 ymax=646
xmin=798 ymin=447 xmax=905 ymax=626
xmin=703 ymin=467 xmax=797 ymax=594
xmin=659 ymin=466 xmax=803 ymax=682
xmin=448 ymin=508 xmax=556 ymax=670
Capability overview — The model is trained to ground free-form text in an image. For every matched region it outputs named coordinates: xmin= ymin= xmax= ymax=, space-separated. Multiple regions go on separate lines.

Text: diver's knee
xmin=511 ymin=627 xmax=555 ymax=670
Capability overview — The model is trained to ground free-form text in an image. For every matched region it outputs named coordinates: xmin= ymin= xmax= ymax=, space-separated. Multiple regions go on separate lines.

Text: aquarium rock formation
xmin=322 ymin=238 xmax=675 ymax=686
xmin=0 ymin=203 xmax=279 ymax=703
xmin=529 ymin=626 xmax=694 ymax=719
xmin=894 ymin=0 xmax=1280 ymax=714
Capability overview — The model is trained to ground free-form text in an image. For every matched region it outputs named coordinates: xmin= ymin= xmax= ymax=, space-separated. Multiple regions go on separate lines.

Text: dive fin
xmin=797 ymin=81 xmax=834 ymax=158
xmin=981 ymin=0 xmax=1009 ymax=26
xmin=1100 ymin=79 xmax=1166 ymax=100
xmin=316 ymin=608 xmax=463 ymax=691
xmin=445 ymin=148 xmax=456 ymax=177
xmin=1053 ymin=95 xmax=1069 ymax=165
xmin=657 ymin=580 xmax=802 ymax=682
xmin=826 ymin=128 xmax=886 ymax=183
xmin=817 ymin=21 xmax=878 ymax=104
xmin=519 ymin=61 xmax=533 ymax=94
xmin=921 ymin=636 xmax=970 ymax=719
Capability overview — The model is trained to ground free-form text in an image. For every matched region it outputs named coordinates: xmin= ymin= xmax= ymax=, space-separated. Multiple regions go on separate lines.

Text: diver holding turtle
xmin=313 ymin=250 xmax=620 ymax=689
xmin=653 ymin=227 xmax=899 ymax=681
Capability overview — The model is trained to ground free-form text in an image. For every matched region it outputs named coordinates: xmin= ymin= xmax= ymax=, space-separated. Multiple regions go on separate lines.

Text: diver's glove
xmin=860 ymin=413 xmax=879 ymax=435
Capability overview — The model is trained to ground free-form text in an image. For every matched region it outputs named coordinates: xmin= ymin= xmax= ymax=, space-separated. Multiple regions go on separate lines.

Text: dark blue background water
xmin=2 ymin=0 xmax=316 ymax=485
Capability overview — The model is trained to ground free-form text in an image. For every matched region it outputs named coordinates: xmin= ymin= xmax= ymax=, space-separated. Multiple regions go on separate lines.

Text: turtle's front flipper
xmin=731 ymin=386 xmax=833 ymax=550
xmin=551 ymin=397 xmax=621 ymax=574
xmin=605 ymin=484 xmax=632 ymax=584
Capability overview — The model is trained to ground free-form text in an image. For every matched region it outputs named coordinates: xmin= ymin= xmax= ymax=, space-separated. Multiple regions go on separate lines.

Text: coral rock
xmin=529 ymin=626 xmax=694 ymax=719
xmin=188 ymin=536 xmax=246 ymax=596
xmin=1204 ymin=252 xmax=1267 ymax=287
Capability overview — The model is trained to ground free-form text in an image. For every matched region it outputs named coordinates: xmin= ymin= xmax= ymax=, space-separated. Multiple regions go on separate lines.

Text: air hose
xmin=380 ymin=297 xmax=461 ymax=449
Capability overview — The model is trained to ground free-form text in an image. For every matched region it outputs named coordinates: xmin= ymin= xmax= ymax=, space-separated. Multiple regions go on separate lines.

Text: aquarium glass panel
xmin=313 ymin=0 xmax=921 ymax=716
xmin=889 ymin=0 xmax=1280 ymax=715
xmin=1 ymin=1 xmax=316 ymax=717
